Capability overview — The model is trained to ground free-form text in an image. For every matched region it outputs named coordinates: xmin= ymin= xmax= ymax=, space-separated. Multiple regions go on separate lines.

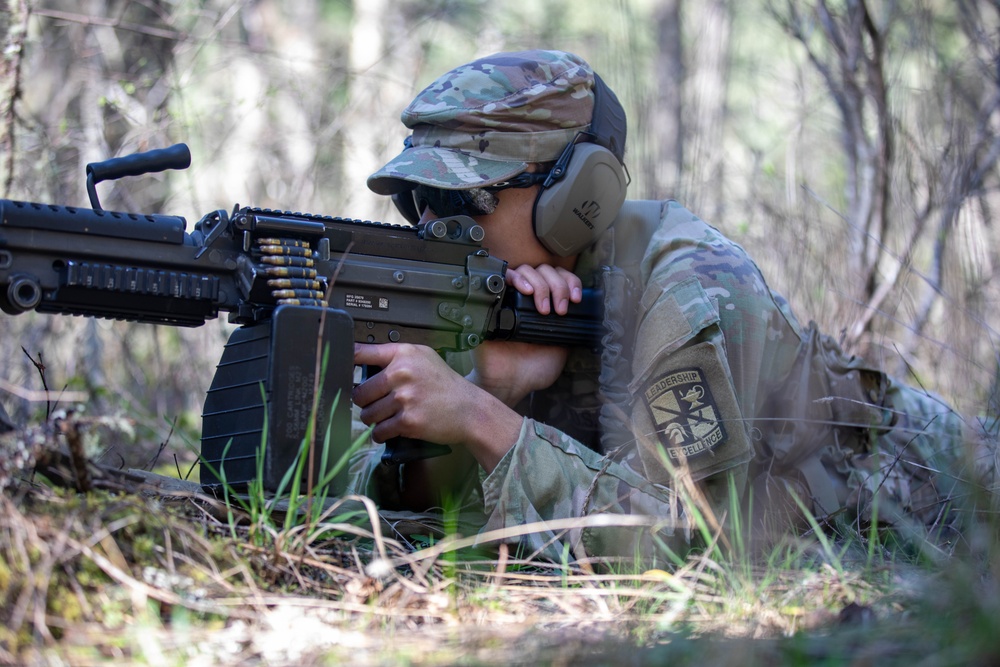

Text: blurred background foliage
xmin=1 ymin=0 xmax=998 ymax=468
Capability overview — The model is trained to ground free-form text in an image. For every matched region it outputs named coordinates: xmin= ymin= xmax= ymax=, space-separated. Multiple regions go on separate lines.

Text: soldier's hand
xmin=505 ymin=263 xmax=582 ymax=315
xmin=352 ymin=343 xmax=521 ymax=473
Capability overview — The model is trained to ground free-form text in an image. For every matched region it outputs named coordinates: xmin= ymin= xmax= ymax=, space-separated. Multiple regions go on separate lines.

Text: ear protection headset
xmin=532 ymin=73 xmax=628 ymax=256
xmin=393 ymin=73 xmax=628 ymax=257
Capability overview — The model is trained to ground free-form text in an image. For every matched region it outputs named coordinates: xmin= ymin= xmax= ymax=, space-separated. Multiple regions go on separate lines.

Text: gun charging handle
xmin=85 ymin=143 xmax=191 ymax=211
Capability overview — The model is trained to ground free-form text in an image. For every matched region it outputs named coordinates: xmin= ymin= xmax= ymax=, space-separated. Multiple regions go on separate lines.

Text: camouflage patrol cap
xmin=367 ymin=49 xmax=598 ymax=195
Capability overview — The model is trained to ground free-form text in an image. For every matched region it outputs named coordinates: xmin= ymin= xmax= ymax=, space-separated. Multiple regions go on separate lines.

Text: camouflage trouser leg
xmin=830 ymin=381 xmax=997 ymax=536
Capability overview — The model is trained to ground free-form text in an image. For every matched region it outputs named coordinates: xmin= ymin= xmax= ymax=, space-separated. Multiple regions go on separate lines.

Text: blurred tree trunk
xmin=340 ymin=0 xmax=423 ymax=220
xmin=341 ymin=0 xmax=391 ymax=215
xmin=682 ymin=0 xmax=731 ymax=220
xmin=0 ymin=0 xmax=28 ymax=196
xmin=648 ymin=0 xmax=684 ymax=198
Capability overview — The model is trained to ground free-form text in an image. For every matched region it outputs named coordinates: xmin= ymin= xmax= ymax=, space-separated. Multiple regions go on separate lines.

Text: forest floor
xmin=2 ymin=417 xmax=1000 ymax=666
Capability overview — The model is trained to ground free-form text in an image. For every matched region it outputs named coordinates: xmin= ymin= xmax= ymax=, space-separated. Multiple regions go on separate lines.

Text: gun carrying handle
xmin=85 ymin=143 xmax=192 ymax=210
xmin=86 ymin=173 xmax=104 ymax=211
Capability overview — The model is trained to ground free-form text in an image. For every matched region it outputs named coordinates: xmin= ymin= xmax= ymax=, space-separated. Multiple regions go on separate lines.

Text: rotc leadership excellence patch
xmin=643 ymin=367 xmax=727 ymax=461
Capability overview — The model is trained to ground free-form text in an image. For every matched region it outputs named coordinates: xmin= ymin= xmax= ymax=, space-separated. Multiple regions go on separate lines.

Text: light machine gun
xmin=0 ymin=144 xmax=601 ymax=491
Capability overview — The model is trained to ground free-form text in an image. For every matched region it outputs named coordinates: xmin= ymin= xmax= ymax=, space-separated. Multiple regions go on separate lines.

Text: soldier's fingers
xmin=354 ymin=342 xmax=397 ymax=369
xmin=352 ymin=345 xmax=404 ymax=409
xmin=352 ymin=370 xmax=386 ymax=409
xmin=358 ymin=393 xmax=393 ymax=429
xmin=506 ymin=265 xmax=582 ymax=315
xmin=533 ymin=265 xmax=582 ymax=314
xmin=524 ymin=266 xmax=553 ymax=314
xmin=506 ymin=265 xmax=551 ymax=313
xmin=504 ymin=265 xmax=535 ymax=294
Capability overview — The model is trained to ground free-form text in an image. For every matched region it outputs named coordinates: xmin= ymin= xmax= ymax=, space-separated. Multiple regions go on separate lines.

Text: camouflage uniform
xmin=351 ymin=50 xmax=992 ymax=561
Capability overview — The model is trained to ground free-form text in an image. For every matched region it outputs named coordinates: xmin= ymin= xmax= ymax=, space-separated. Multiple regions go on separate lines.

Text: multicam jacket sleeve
xmin=479 ymin=417 xmax=690 ymax=562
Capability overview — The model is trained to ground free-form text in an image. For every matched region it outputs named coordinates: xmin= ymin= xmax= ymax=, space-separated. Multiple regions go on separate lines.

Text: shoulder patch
xmin=643 ymin=367 xmax=728 ymax=461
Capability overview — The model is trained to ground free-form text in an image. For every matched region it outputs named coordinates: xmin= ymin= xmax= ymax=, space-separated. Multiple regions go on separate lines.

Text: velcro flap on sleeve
xmin=630 ymin=276 xmax=719 ymax=390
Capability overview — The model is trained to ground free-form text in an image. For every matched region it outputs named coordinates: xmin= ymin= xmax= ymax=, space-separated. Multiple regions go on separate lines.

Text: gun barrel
xmin=0 ymin=198 xmax=233 ymax=325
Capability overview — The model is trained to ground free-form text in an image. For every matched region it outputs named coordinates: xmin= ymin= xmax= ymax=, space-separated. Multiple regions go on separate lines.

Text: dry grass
xmin=1 ymin=416 xmax=999 ymax=666
xmin=0 ymin=496 xmax=989 ymax=665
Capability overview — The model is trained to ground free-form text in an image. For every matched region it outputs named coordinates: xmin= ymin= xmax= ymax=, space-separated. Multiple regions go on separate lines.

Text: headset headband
xmin=589 ymin=73 xmax=627 ymax=164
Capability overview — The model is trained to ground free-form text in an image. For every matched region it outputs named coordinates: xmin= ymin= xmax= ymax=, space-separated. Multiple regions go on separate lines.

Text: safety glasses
xmin=411 ymin=171 xmax=550 ymax=219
